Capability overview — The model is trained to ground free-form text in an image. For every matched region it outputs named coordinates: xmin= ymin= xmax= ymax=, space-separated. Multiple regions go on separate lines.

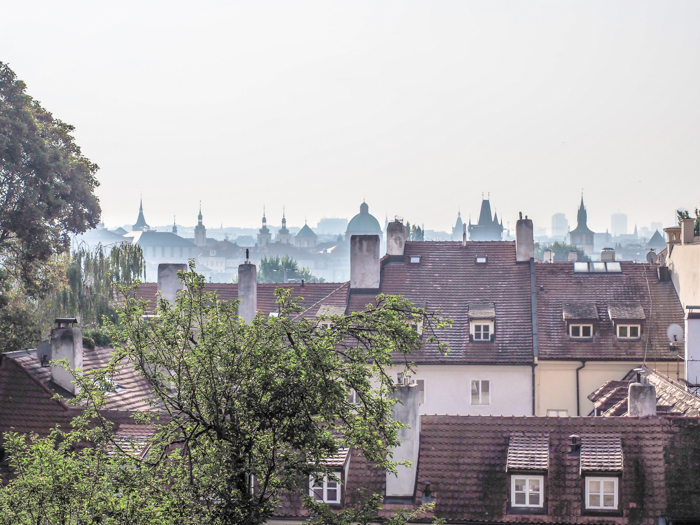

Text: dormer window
xmin=580 ymin=435 xmax=622 ymax=513
xmin=472 ymin=322 xmax=492 ymax=340
xmin=309 ymin=474 xmax=340 ymax=504
xmin=512 ymin=476 xmax=544 ymax=508
xmin=616 ymin=324 xmax=640 ymax=340
xmin=569 ymin=324 xmax=593 ymax=339
xmin=585 ymin=477 xmax=618 ymax=510
xmin=506 ymin=433 xmax=548 ymax=513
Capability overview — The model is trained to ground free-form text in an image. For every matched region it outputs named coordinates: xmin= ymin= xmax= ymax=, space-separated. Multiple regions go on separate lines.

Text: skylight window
xmin=591 ymin=262 xmax=606 ymax=273
xmin=573 ymin=262 xmax=623 ymax=274
xmin=475 ymin=256 xmax=487 ymax=264
xmin=573 ymin=262 xmax=589 ymax=273
xmin=410 ymin=256 xmax=421 ymax=264
xmin=606 ymin=262 xmax=622 ymax=272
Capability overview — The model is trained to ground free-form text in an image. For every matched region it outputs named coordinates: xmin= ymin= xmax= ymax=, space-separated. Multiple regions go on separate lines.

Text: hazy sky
xmin=2 ymin=1 xmax=699 ymax=234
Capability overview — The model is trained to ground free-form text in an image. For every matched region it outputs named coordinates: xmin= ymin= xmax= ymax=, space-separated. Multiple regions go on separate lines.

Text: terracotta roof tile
xmin=536 ymin=262 xmax=684 ymax=361
xmin=580 ymin=435 xmax=623 ymax=472
xmin=507 ymin=433 xmax=549 ymax=470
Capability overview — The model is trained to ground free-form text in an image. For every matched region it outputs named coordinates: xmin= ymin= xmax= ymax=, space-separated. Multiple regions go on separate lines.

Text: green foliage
xmin=534 ymin=241 xmax=590 ymax=262
xmin=677 ymin=208 xmax=700 ymax=236
xmin=38 ymin=242 xmax=145 ymax=331
xmin=99 ymin=264 xmax=449 ymax=524
xmin=83 ymin=325 xmax=113 ymax=347
xmin=405 ymin=222 xmax=424 ymax=241
xmin=0 ymin=62 xmax=101 ymax=297
xmin=258 ymin=255 xmax=323 ymax=283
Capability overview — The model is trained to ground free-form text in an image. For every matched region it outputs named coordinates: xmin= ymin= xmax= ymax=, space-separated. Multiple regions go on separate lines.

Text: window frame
xmin=471 ymin=379 xmax=491 ymax=405
xmin=616 ymin=324 xmax=641 ymax=340
xmin=309 ymin=473 xmax=341 ymax=504
xmin=569 ymin=324 xmax=593 ymax=339
xmin=546 ymin=409 xmax=568 ymax=417
xmin=585 ymin=476 xmax=618 ymax=511
xmin=471 ymin=321 xmax=494 ymax=341
xmin=510 ymin=475 xmax=545 ymax=508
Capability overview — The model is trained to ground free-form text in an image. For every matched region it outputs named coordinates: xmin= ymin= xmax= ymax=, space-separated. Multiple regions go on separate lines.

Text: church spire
xmin=172 ymin=215 xmax=177 ymax=234
xmin=132 ymin=195 xmax=149 ymax=231
xmin=198 ymin=201 xmax=203 ymax=225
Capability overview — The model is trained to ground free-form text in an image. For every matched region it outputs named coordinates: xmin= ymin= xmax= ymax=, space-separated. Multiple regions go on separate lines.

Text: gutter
xmin=575 ymin=360 xmax=587 ymax=416
xmin=529 ymin=258 xmax=539 ymax=415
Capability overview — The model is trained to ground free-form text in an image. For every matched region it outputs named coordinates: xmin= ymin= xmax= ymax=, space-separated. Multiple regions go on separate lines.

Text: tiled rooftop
xmin=535 ymin=262 xmax=684 ymax=361
xmin=506 ymin=433 xmax=549 ymax=471
xmin=580 ymin=435 xmax=623 ymax=472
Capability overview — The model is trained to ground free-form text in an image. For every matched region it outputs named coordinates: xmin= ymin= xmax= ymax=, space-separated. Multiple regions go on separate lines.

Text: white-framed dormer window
xmin=471 ymin=379 xmax=490 ymax=405
xmin=616 ymin=324 xmax=640 ymax=340
xmin=309 ymin=474 xmax=340 ymax=504
xmin=569 ymin=324 xmax=593 ymax=339
xmin=585 ymin=477 xmax=618 ymax=510
xmin=511 ymin=475 xmax=544 ymax=508
xmin=471 ymin=321 xmax=493 ymax=341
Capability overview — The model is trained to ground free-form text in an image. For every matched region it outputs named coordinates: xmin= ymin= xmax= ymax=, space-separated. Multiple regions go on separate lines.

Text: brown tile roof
xmin=354 ymin=242 xmax=533 ymax=365
xmin=562 ymin=303 xmax=599 ymax=320
xmin=506 ymin=433 xmax=549 ymax=471
xmin=579 ymin=435 xmax=623 ymax=472
xmin=535 ymin=262 xmax=684 ymax=361
xmin=589 ymin=366 xmax=700 ymax=417
xmin=607 ymin=303 xmax=646 ymax=321
xmin=278 ymin=415 xmax=699 ymax=522
xmin=12 ymin=347 xmax=155 ymax=412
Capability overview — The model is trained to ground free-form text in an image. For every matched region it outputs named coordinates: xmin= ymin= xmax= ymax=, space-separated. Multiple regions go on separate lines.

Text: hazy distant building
xmin=646 ymin=230 xmax=666 ymax=252
xmin=316 ymin=217 xmax=348 ymax=235
xmin=194 ymin=204 xmax=207 ymax=247
xmin=452 ymin=211 xmax=464 ymax=241
xmin=611 ymin=213 xmax=628 ymax=237
xmin=650 ymin=221 xmax=663 ymax=234
xmin=132 ymin=198 xmax=150 ymax=232
xmin=257 ymin=209 xmax=272 ymax=247
xmin=295 ymin=223 xmax=318 ymax=248
xmin=345 ymin=201 xmax=382 ymax=241
xmin=276 ymin=210 xmax=292 ymax=244
xmin=468 ymin=198 xmax=503 ymax=241
xmin=569 ymin=196 xmax=595 ymax=255
xmin=551 ymin=213 xmax=568 ymax=240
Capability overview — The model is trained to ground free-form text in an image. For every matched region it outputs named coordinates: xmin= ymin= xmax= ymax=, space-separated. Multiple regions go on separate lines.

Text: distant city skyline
xmin=2 ymin=1 xmax=697 ymax=233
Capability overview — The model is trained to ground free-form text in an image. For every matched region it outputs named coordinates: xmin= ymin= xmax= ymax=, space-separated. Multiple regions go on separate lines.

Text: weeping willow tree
xmin=40 ymin=242 xmax=145 ymax=330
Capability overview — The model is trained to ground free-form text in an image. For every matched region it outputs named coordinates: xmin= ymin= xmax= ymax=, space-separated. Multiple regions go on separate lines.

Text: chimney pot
xmin=50 ymin=321 xmax=83 ymax=395
xmin=387 ymin=221 xmax=409 ymax=256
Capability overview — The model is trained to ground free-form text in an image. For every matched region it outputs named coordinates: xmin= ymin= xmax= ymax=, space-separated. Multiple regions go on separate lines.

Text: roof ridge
xmin=4 ymin=357 xmax=71 ymax=411
xmin=293 ymin=281 xmax=349 ymax=320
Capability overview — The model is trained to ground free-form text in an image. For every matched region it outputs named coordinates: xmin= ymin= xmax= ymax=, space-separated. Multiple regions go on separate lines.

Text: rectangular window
xmin=471 ymin=380 xmax=490 ymax=405
xmin=309 ymin=474 xmax=340 ymax=504
xmin=617 ymin=324 xmax=641 ymax=340
xmin=546 ymin=409 xmax=568 ymax=417
xmin=416 ymin=379 xmax=425 ymax=405
xmin=511 ymin=475 xmax=544 ymax=508
xmin=472 ymin=322 xmax=492 ymax=341
xmin=161 ymin=246 xmax=165 ymax=257
xmin=586 ymin=477 xmax=618 ymax=510
xmin=569 ymin=324 xmax=593 ymax=339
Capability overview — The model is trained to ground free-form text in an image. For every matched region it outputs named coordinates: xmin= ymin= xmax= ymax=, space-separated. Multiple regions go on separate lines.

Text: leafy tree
xmin=534 ymin=241 xmax=590 ymax=262
xmin=0 ymin=62 xmax=101 ymax=297
xmin=258 ymin=255 xmax=323 ymax=283
xmin=677 ymin=208 xmax=700 ymax=236
xmin=405 ymin=222 xmax=424 ymax=241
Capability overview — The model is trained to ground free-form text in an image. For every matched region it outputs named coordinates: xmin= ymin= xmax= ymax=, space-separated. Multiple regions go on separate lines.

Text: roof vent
xmin=568 ymin=434 xmax=581 ymax=455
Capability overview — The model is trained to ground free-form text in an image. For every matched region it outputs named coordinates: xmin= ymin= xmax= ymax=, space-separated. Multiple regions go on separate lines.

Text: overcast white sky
xmin=2 ymin=1 xmax=699 ymax=233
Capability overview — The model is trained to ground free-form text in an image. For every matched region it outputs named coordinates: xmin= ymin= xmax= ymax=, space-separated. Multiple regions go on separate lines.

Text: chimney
xmin=157 ymin=263 xmax=188 ymax=304
xmin=350 ymin=235 xmax=380 ymax=290
xmin=387 ymin=220 xmax=409 ymax=256
xmin=685 ymin=306 xmax=700 ymax=386
xmin=515 ymin=212 xmax=534 ymax=262
xmin=50 ymin=318 xmax=83 ymax=395
xmin=600 ymin=248 xmax=615 ymax=262
xmin=664 ymin=226 xmax=681 ymax=256
xmin=543 ymin=249 xmax=554 ymax=263
xmin=386 ymin=379 xmax=421 ymax=500
xmin=238 ymin=262 xmax=258 ymax=323
xmin=568 ymin=250 xmax=579 ymax=262
xmin=628 ymin=370 xmax=656 ymax=417
xmin=462 ymin=224 xmax=466 ymax=247
xmin=681 ymin=218 xmax=695 ymax=245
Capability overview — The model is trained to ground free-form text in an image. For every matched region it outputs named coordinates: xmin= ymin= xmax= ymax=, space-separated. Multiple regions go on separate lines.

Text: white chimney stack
xmin=50 ymin=318 xmax=83 ymax=395
xmin=350 ymin=235 xmax=380 ymax=289
xmin=386 ymin=381 xmax=421 ymax=500
xmin=386 ymin=221 xmax=409 ymax=256
xmin=515 ymin=212 xmax=534 ymax=263
xmin=685 ymin=306 xmax=700 ymax=386
xmin=681 ymin=218 xmax=695 ymax=245
xmin=157 ymin=263 xmax=188 ymax=304
xmin=628 ymin=371 xmax=656 ymax=417
xmin=238 ymin=262 xmax=258 ymax=323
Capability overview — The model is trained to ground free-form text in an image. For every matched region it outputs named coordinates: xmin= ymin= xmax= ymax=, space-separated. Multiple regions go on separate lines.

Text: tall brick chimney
xmin=386 ymin=378 xmax=421 ymax=501
xmin=350 ymin=235 xmax=380 ymax=290
xmin=238 ymin=262 xmax=258 ymax=323
xmin=50 ymin=318 xmax=83 ymax=395
xmin=515 ymin=212 xmax=534 ymax=262
xmin=386 ymin=221 xmax=409 ymax=256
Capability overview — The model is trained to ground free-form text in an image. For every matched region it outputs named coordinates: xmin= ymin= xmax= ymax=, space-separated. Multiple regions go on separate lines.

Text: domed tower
xmin=345 ymin=201 xmax=382 ymax=242
xmin=194 ymin=202 xmax=207 ymax=247
xmin=276 ymin=208 xmax=292 ymax=244
xmin=257 ymin=207 xmax=272 ymax=247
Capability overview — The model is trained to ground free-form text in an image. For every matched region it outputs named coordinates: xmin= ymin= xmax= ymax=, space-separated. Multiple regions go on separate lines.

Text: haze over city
xmin=1 ymin=1 xmax=698 ymax=233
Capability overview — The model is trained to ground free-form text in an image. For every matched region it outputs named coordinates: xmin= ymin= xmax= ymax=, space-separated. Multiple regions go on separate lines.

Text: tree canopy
xmin=677 ymin=207 xmax=700 ymax=236
xmin=534 ymin=241 xmax=590 ymax=262
xmin=0 ymin=62 xmax=101 ymax=296
xmin=1 ymin=265 xmax=450 ymax=524
xmin=258 ymin=255 xmax=323 ymax=283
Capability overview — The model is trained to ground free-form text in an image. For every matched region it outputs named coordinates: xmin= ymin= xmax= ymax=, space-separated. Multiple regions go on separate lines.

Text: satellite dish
xmin=646 ymin=251 xmax=657 ymax=264
xmin=667 ymin=324 xmax=683 ymax=343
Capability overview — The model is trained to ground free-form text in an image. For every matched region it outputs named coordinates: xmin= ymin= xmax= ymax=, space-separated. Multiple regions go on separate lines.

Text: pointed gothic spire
xmin=172 ymin=215 xmax=177 ymax=234
xmin=198 ymin=201 xmax=203 ymax=225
